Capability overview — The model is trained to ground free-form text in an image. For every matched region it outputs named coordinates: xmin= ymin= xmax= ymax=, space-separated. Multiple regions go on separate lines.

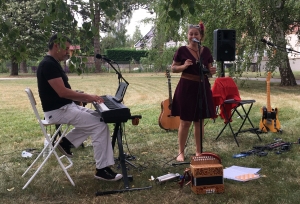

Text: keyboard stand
xmin=96 ymin=117 xmax=152 ymax=196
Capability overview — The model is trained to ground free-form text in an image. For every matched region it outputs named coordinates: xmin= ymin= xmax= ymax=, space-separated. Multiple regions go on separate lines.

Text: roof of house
xmin=134 ymin=27 xmax=155 ymax=48
xmin=70 ymin=45 xmax=80 ymax=50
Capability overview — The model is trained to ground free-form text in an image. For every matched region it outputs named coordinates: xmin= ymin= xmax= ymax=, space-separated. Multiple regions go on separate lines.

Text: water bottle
xmin=43 ymin=136 xmax=51 ymax=158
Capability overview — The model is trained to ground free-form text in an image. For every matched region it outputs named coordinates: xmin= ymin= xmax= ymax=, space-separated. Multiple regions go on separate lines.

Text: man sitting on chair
xmin=36 ymin=33 xmax=122 ymax=181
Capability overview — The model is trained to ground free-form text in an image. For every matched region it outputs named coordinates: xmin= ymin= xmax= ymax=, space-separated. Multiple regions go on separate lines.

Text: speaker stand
xmin=220 ymin=61 xmax=225 ymax=77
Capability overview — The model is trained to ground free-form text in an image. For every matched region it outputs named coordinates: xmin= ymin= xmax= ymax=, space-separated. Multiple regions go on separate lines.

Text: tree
xmin=130 ymin=25 xmax=143 ymax=47
xmin=76 ymin=0 xmax=150 ymax=72
xmin=0 ymin=0 xmax=79 ymax=75
xmin=100 ymin=34 xmax=117 ymax=51
xmin=157 ymin=0 xmax=300 ymax=86
xmin=0 ymin=0 xmax=151 ymax=75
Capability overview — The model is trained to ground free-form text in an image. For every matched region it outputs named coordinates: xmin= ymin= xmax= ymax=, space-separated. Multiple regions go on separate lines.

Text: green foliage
xmin=0 ymin=0 xmax=152 ymax=76
xmin=112 ymin=24 xmax=129 ymax=48
xmin=0 ymin=0 xmax=79 ymax=76
xmin=0 ymin=61 xmax=9 ymax=73
xmin=101 ymin=25 xmax=144 ymax=50
xmin=140 ymin=47 xmax=177 ymax=72
xmin=106 ymin=49 xmax=148 ymax=62
xmin=131 ymin=26 xmax=143 ymax=44
xmin=155 ymin=0 xmax=299 ymax=85
xmin=70 ymin=0 xmax=151 ymax=73
xmin=100 ymin=34 xmax=122 ymax=51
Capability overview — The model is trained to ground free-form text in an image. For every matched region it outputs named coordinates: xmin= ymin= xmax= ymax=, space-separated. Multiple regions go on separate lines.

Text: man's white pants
xmin=44 ymin=102 xmax=114 ymax=169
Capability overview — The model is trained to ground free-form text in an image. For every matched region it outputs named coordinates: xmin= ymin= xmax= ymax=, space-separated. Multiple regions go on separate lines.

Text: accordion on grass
xmin=189 ymin=153 xmax=224 ymax=194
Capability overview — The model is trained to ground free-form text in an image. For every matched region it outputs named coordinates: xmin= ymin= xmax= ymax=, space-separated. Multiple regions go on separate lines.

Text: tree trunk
xmin=93 ymin=1 xmax=101 ymax=73
xmin=20 ymin=60 xmax=27 ymax=73
xmin=10 ymin=58 xmax=18 ymax=76
xmin=278 ymin=55 xmax=297 ymax=86
xmin=273 ymin=22 xmax=297 ymax=86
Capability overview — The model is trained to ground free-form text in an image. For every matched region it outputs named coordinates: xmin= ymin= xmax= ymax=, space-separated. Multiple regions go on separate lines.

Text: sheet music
xmin=224 ymin=166 xmax=261 ymax=182
xmin=113 ymin=82 xmax=128 ymax=103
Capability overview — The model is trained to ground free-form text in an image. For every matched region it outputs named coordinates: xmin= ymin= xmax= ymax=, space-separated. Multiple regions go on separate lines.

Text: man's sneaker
xmin=94 ymin=167 xmax=123 ymax=181
xmin=57 ymin=137 xmax=73 ymax=158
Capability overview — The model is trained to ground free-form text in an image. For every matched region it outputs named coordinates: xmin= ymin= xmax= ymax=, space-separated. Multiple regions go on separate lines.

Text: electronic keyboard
xmin=92 ymin=95 xmax=131 ymax=123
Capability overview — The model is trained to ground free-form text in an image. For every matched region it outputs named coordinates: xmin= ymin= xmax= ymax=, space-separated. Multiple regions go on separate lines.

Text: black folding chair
xmin=212 ymin=77 xmax=262 ymax=146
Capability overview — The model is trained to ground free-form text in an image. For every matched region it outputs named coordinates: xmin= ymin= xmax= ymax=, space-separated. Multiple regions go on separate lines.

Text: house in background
xmin=69 ymin=45 xmax=81 ymax=57
xmin=134 ymin=27 xmax=155 ymax=50
xmin=286 ymin=26 xmax=300 ymax=59
xmin=259 ymin=26 xmax=300 ymax=71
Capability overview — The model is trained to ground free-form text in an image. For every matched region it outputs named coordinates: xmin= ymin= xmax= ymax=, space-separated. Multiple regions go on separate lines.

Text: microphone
xmin=192 ymin=38 xmax=200 ymax=43
xmin=95 ymin=54 xmax=114 ymax=63
xmin=260 ymin=38 xmax=274 ymax=46
xmin=260 ymin=38 xmax=267 ymax=43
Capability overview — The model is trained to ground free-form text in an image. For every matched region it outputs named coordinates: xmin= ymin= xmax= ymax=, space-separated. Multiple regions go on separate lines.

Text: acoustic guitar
xmin=259 ymin=72 xmax=281 ymax=133
xmin=158 ymin=70 xmax=180 ymax=131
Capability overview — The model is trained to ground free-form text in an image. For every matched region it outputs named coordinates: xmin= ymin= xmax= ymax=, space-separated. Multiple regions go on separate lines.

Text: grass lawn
xmin=0 ymin=72 xmax=299 ymax=204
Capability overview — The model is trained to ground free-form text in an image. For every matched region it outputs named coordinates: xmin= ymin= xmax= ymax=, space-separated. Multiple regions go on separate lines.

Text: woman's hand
xmin=183 ymin=59 xmax=193 ymax=69
xmin=209 ymin=66 xmax=217 ymax=75
xmin=172 ymin=59 xmax=193 ymax=73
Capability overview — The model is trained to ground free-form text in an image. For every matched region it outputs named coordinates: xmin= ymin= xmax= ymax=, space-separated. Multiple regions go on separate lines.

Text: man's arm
xmin=48 ymin=77 xmax=103 ymax=103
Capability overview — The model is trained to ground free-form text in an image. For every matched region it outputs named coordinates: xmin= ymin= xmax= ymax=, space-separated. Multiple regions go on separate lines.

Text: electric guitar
xmin=158 ymin=70 xmax=180 ymax=131
xmin=259 ymin=72 xmax=281 ymax=132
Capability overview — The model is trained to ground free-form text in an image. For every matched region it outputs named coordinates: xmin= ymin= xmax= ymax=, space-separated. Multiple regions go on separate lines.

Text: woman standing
xmin=171 ymin=22 xmax=216 ymax=161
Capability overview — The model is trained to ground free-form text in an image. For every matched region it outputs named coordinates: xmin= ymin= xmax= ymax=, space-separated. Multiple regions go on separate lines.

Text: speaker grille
xmin=213 ymin=29 xmax=236 ymax=61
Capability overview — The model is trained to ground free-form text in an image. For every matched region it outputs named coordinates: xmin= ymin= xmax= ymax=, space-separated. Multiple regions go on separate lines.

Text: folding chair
xmin=212 ymin=77 xmax=262 ymax=146
xmin=22 ymin=88 xmax=74 ymax=189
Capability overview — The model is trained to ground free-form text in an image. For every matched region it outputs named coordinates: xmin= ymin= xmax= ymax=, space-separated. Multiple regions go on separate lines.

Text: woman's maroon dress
xmin=171 ymin=46 xmax=215 ymax=121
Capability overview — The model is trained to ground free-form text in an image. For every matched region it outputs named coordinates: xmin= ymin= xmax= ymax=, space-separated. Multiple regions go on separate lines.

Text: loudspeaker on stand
xmin=213 ymin=29 xmax=236 ymax=61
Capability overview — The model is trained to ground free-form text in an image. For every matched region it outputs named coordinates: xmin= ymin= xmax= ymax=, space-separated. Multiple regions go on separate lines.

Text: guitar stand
xmin=96 ymin=116 xmax=152 ymax=196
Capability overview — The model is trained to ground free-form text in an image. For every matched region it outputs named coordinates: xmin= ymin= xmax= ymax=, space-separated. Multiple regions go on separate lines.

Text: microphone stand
xmin=196 ymin=41 xmax=210 ymax=154
xmin=104 ymin=59 xmax=129 ymax=85
xmin=262 ymin=40 xmax=300 ymax=55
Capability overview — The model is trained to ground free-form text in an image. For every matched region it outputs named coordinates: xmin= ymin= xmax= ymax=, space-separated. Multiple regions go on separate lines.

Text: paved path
xmin=0 ymin=77 xmax=35 ymax=80
xmin=1 ymin=76 xmax=299 ymax=84
xmin=0 ymin=78 xmax=25 ymax=80
xmin=236 ymin=77 xmax=300 ymax=84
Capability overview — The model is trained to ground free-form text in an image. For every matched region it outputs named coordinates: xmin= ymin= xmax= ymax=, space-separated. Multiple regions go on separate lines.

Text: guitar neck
xmin=266 ymin=72 xmax=272 ymax=112
xmin=168 ymin=77 xmax=172 ymax=104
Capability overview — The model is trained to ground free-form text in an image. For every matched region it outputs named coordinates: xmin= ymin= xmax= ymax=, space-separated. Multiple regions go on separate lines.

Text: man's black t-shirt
xmin=37 ymin=55 xmax=73 ymax=112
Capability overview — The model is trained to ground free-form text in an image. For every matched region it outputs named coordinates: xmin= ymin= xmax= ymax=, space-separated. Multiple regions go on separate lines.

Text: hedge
xmin=105 ymin=49 xmax=148 ymax=62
